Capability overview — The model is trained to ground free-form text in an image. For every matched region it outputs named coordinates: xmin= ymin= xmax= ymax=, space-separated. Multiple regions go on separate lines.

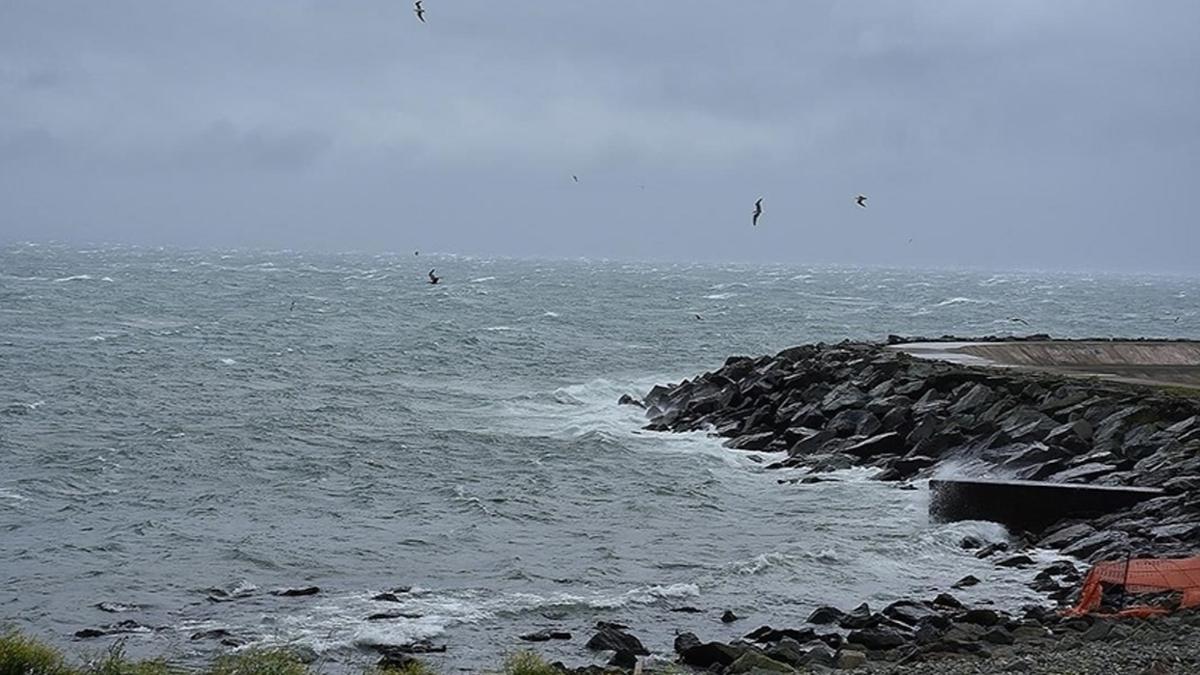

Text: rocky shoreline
xmin=600 ymin=338 xmax=1200 ymax=673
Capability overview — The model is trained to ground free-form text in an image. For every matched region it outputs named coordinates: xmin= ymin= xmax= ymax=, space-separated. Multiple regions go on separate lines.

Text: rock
xmin=585 ymin=626 xmax=648 ymax=655
xmin=882 ymin=600 xmax=939 ymax=626
xmin=669 ymin=606 xmax=704 ymax=613
xmin=847 ymin=626 xmax=910 ymax=650
xmin=952 ymin=575 xmax=981 ymax=589
xmin=271 ymin=586 xmax=320 ymax=597
xmin=974 ymin=542 xmax=1009 ymax=559
xmin=765 ymin=637 xmax=808 ymax=666
xmin=520 ymin=629 xmax=571 ymax=642
xmin=959 ymin=536 xmax=984 ymax=550
xmin=94 ymin=602 xmax=139 ymax=613
xmin=827 ymin=410 xmax=880 ymax=437
xmin=371 ymin=587 xmax=412 ymax=602
xmin=1045 ymin=462 xmax=1117 ymax=484
xmin=744 ymin=626 xmax=816 ymax=644
xmin=958 ymin=608 xmax=1002 ymax=626
xmin=674 ymin=632 xmax=702 ymax=654
xmin=721 ymin=609 xmax=740 ymax=623
xmin=836 ymin=649 xmax=868 ymax=669
xmin=804 ymin=644 xmax=837 ymax=668
xmin=367 ymin=611 xmax=423 ymax=621
xmin=843 ymin=432 xmax=905 ymax=460
xmin=190 ymin=628 xmax=235 ymax=641
xmin=1045 ymin=420 xmax=1094 ymax=452
xmin=932 ymin=593 xmax=963 ymax=609
xmin=617 ymin=394 xmax=644 ymax=408
xmin=608 ymin=650 xmax=639 ymax=669
xmin=370 ymin=640 xmax=446 ymax=656
xmin=949 ymin=383 xmax=995 ymax=415
xmin=73 ymin=620 xmax=153 ymax=639
xmin=789 ymin=429 xmax=837 ymax=456
xmin=981 ymin=627 xmax=1014 ymax=645
xmin=680 ymin=641 xmax=745 ymax=669
xmin=727 ymin=651 xmax=795 ymax=674
xmin=996 ymin=554 xmax=1035 ymax=568
xmin=822 ymin=383 xmax=868 ymax=413
xmin=838 ymin=603 xmax=877 ymax=629
xmin=807 ymin=605 xmax=847 ymax=625
xmin=1037 ymin=523 xmax=1096 ymax=549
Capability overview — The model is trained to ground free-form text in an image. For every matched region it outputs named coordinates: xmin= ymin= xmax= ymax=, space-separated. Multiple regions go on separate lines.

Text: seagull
xmin=694 ymin=313 xmax=703 ymax=321
xmin=752 ymin=198 xmax=763 ymax=226
xmin=289 ymin=300 xmax=295 ymax=312
xmin=414 ymin=250 xmax=419 ymax=256
xmin=1008 ymin=317 xmax=1029 ymax=326
xmin=428 ymin=269 xmax=440 ymax=285
xmin=572 ymin=175 xmax=579 ymax=183
xmin=413 ymin=0 xmax=425 ymax=23
xmin=856 ymin=194 xmax=867 ymax=208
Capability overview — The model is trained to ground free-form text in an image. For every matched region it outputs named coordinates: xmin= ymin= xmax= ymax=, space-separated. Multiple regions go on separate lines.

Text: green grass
xmin=500 ymin=651 xmax=559 ymax=675
xmin=0 ymin=631 xmax=75 ymax=675
xmin=369 ymin=662 xmax=440 ymax=675
xmin=204 ymin=650 xmax=311 ymax=675
xmin=83 ymin=642 xmax=177 ymax=675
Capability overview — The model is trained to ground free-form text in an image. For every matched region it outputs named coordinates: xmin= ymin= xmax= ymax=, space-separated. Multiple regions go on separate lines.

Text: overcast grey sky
xmin=1 ymin=1 xmax=1197 ymax=270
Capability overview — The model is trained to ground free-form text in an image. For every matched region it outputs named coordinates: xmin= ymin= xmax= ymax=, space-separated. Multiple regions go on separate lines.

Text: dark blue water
xmin=2 ymin=243 xmax=1197 ymax=671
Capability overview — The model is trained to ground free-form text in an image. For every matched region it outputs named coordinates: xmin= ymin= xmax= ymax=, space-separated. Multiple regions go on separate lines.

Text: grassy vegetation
xmin=0 ymin=632 xmax=443 ymax=675
xmin=499 ymin=651 xmax=560 ymax=675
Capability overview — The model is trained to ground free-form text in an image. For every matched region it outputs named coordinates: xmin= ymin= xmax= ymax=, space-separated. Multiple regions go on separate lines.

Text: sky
xmin=1 ymin=1 xmax=1197 ymax=271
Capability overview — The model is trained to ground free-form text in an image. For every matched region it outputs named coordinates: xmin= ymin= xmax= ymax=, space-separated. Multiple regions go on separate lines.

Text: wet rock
xmin=958 ymin=608 xmax=1002 ymax=626
xmin=721 ymin=609 xmax=740 ymax=623
xmin=94 ymin=602 xmax=140 ymax=613
xmin=996 ymin=554 xmax=1035 ymax=568
xmin=807 ymin=605 xmax=847 ymax=625
xmin=669 ymin=606 xmax=704 ymax=613
xmin=803 ymin=643 xmax=837 ymax=668
xmin=952 ymin=575 xmax=981 ymax=589
xmin=673 ymin=632 xmax=701 ymax=654
xmin=848 ymin=625 xmax=910 ymax=650
xmin=789 ymin=429 xmax=837 ymax=456
xmin=764 ymin=637 xmax=807 ymax=666
xmin=190 ymin=628 xmax=235 ymax=641
xmin=933 ymin=593 xmax=964 ymax=609
xmin=882 ymin=600 xmax=940 ymax=626
xmin=827 ymin=410 xmax=879 ymax=437
xmin=950 ymin=383 xmax=996 ymax=415
xmin=271 ymin=586 xmax=320 ymax=597
xmin=74 ymin=620 xmax=153 ymax=639
xmin=1045 ymin=420 xmax=1094 ymax=452
xmin=607 ymin=650 xmax=639 ymax=669
xmin=959 ymin=535 xmax=984 ymax=550
xmin=679 ymin=641 xmax=745 ymax=669
xmin=370 ymin=640 xmax=447 ymax=655
xmin=744 ymin=626 xmax=816 ymax=644
xmin=838 ymin=603 xmax=876 ymax=629
xmin=974 ymin=542 xmax=1009 ymax=559
xmin=1046 ymin=462 xmax=1117 ymax=484
xmin=585 ymin=626 xmax=648 ymax=655
xmin=367 ymin=611 xmax=424 ymax=621
xmin=617 ymin=394 xmax=644 ymax=408
xmin=727 ymin=651 xmax=794 ymax=673
xmin=981 ymin=627 xmax=1014 ymax=645
xmin=724 ymin=432 xmax=777 ymax=451
xmin=1038 ymin=523 xmax=1096 ymax=549
xmin=843 ymin=432 xmax=905 ymax=460
xmin=376 ymin=652 xmax=420 ymax=670
xmin=836 ymin=649 xmax=868 ymax=669
xmin=821 ymin=382 xmax=868 ymax=413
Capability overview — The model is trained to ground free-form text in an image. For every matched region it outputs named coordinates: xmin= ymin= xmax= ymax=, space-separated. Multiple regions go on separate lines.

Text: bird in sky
xmin=414 ymin=1 xmax=426 ymax=23
xmin=572 ymin=175 xmax=579 ymax=183
xmin=1008 ymin=317 xmax=1030 ymax=326
xmin=428 ymin=269 xmax=440 ymax=285
xmin=752 ymin=198 xmax=763 ymax=226
xmin=856 ymin=194 xmax=867 ymax=208
xmin=694 ymin=313 xmax=703 ymax=321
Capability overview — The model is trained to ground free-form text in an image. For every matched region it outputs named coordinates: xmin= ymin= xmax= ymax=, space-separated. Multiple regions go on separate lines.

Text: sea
xmin=1 ymin=242 xmax=1197 ymax=672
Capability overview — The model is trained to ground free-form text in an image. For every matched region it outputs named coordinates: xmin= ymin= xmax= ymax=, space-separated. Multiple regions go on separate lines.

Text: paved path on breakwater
xmin=891 ymin=340 xmax=1200 ymax=389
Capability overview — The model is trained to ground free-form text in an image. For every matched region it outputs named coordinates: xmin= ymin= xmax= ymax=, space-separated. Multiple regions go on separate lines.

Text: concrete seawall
xmin=892 ymin=340 xmax=1200 ymax=388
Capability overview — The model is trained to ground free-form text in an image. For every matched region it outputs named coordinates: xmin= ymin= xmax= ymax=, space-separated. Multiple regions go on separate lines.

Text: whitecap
xmin=542 ymin=311 xmax=560 ymax=318
xmin=219 ymin=358 xmax=237 ymax=365
xmin=53 ymin=274 xmax=93 ymax=282
xmin=483 ymin=326 xmax=513 ymax=332
xmin=703 ymin=293 xmax=735 ymax=300
xmin=88 ymin=335 xmax=107 ymax=342
xmin=101 ymin=277 xmax=114 ymax=283
xmin=470 ymin=276 xmax=497 ymax=283
xmin=933 ymin=297 xmax=989 ymax=307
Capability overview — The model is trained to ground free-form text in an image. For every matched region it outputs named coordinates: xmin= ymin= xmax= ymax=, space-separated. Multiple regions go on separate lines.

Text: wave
xmin=53 ymin=275 xmax=93 ymax=282
xmin=702 ymin=293 xmax=735 ymax=300
xmin=470 ymin=277 xmax=496 ymax=283
xmin=933 ymin=297 xmax=990 ymax=307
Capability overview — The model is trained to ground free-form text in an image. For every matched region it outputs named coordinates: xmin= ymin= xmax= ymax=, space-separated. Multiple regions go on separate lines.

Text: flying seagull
xmin=694 ymin=313 xmax=703 ymax=321
xmin=428 ymin=269 xmax=440 ymax=285
xmin=413 ymin=0 xmax=425 ymax=23
xmin=752 ymin=198 xmax=763 ymax=226
xmin=572 ymin=175 xmax=579 ymax=183
xmin=289 ymin=300 xmax=295 ymax=312
xmin=1008 ymin=317 xmax=1030 ymax=326
xmin=856 ymin=194 xmax=867 ymax=208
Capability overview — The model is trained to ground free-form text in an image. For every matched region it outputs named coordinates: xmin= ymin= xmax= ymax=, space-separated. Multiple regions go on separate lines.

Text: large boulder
xmin=585 ymin=626 xmax=648 ymax=655
xmin=679 ymin=641 xmax=745 ymax=669
xmin=847 ymin=626 xmax=910 ymax=650
xmin=821 ymin=383 xmax=868 ymax=414
xmin=843 ymin=432 xmax=905 ymax=460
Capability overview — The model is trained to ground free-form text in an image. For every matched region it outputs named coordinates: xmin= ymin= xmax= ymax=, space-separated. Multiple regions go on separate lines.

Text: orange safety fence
xmin=1065 ymin=555 xmax=1200 ymax=618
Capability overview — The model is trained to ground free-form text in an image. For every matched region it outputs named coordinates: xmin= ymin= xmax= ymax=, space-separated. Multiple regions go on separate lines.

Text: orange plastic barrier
xmin=1066 ymin=555 xmax=1200 ymax=618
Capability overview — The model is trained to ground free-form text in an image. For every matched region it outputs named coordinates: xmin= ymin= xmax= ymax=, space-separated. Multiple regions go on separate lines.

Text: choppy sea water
xmin=1 ymin=243 xmax=1198 ymax=672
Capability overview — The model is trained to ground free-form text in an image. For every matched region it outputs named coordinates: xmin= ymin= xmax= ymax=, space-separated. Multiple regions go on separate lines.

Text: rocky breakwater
xmin=633 ymin=340 xmax=1200 ymax=565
